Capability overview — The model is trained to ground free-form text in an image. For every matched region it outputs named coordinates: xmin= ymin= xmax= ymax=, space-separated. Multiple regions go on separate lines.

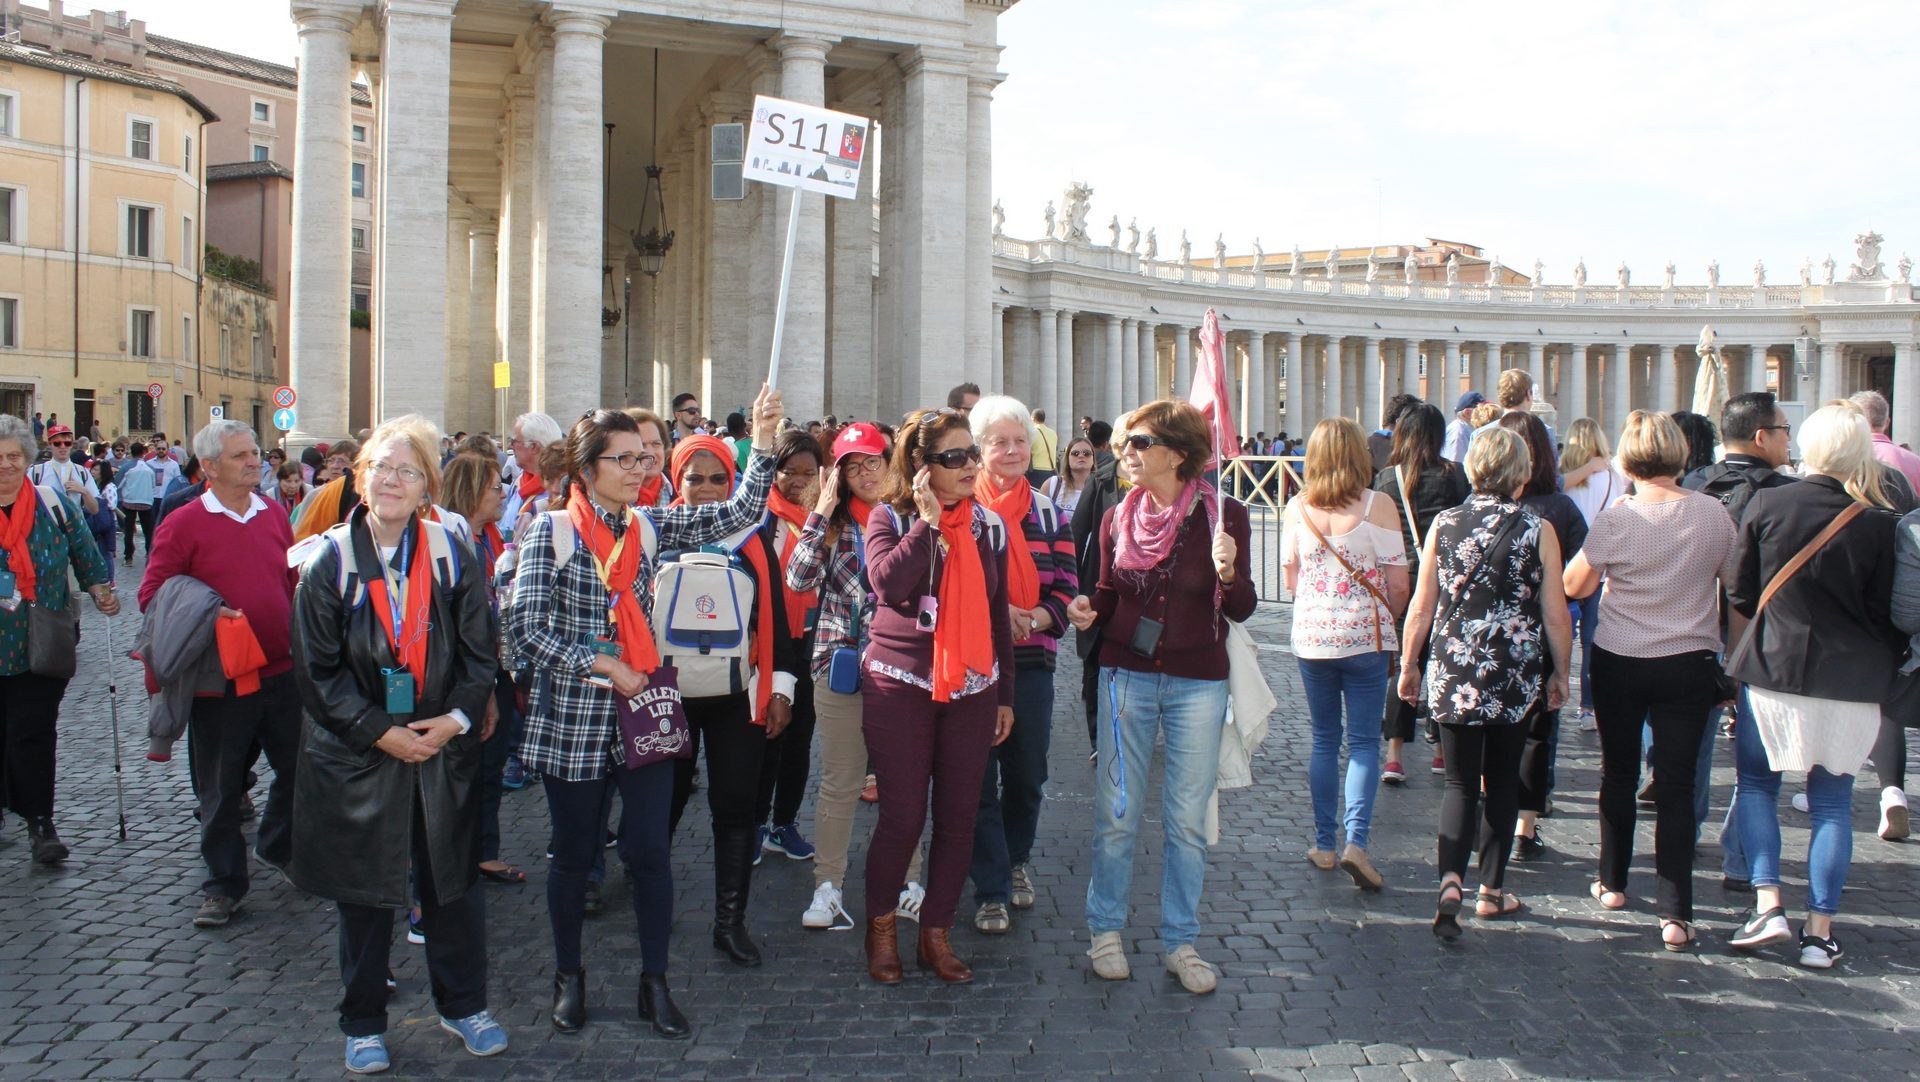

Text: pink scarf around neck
xmin=1113 ymin=479 xmax=1217 ymax=572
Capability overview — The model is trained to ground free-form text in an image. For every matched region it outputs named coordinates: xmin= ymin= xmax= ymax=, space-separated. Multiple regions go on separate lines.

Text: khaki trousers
xmin=811 ymin=684 xmax=921 ymax=889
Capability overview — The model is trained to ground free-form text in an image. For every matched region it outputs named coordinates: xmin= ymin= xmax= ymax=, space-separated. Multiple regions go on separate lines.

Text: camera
xmin=916 ymin=594 xmax=939 ymax=633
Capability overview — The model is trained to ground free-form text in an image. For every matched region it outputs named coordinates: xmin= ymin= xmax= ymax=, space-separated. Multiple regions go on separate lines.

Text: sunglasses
xmin=676 ymin=406 xmax=701 ymax=416
xmin=49 ymin=440 xmax=73 ymax=447
xmin=680 ymin=472 xmax=731 ymax=487
xmin=922 ymin=445 xmax=982 ymax=470
xmin=1069 ymin=449 xmax=1094 ymax=457
xmin=1122 ymin=433 xmax=1168 ymax=452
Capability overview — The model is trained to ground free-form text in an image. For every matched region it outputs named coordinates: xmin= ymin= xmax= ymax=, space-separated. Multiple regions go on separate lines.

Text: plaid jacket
xmin=785 ymin=511 xmax=873 ymax=682
xmin=510 ymin=452 xmax=775 ymax=781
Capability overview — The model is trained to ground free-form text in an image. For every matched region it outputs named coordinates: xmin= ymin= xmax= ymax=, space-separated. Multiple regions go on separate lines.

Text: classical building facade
xmin=989 ymin=194 xmax=1920 ymax=445
xmin=279 ymin=0 xmax=1013 ymax=447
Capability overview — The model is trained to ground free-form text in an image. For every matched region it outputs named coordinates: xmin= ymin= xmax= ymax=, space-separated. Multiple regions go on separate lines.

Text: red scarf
xmin=931 ymin=500 xmax=995 ymax=702
xmin=848 ymin=496 xmax=876 ymax=534
xmin=670 ymin=435 xmax=777 ymax=724
xmin=365 ymin=518 xmax=433 ymax=691
xmin=636 ymin=472 xmax=665 ymax=509
xmin=568 ymin=491 xmax=660 ymax=675
xmin=0 ymin=482 xmax=40 ymax=603
xmin=767 ymin=486 xmax=817 ymax=636
xmin=517 ymin=469 xmax=545 ymax=503
xmin=977 ymin=473 xmax=1039 ymax=608
xmin=476 ymin=522 xmax=504 ymax=579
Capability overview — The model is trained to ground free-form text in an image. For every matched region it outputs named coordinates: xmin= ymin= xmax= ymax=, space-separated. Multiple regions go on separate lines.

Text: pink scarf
xmin=1113 ymin=479 xmax=1217 ymax=573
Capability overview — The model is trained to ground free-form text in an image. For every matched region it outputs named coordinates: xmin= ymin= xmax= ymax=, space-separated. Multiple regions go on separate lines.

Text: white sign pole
xmin=766 ymin=188 xmax=805 ymax=391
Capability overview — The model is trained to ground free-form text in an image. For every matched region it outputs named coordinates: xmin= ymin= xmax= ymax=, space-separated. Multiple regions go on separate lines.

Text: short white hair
xmin=193 ymin=420 xmax=256 ymax=461
xmin=0 ymin=414 xmax=35 ymax=461
xmin=514 ymin=411 xmax=563 ymax=446
xmin=969 ymin=394 xmax=1035 ymax=447
xmin=1848 ymin=390 xmax=1891 ymax=433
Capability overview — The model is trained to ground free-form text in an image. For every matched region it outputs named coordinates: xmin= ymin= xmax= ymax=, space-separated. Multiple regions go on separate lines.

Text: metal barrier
xmin=1219 ymin=455 xmax=1304 ymax=602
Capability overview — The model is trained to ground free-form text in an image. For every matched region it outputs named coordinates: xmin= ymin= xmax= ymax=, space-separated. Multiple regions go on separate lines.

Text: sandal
xmin=1659 ymin=919 xmax=1695 ymax=953
xmin=1432 ymin=881 xmax=1463 ymax=941
xmin=477 ymin=863 xmax=526 ymax=884
xmin=1589 ymin=881 xmax=1626 ymax=910
xmin=1475 ymin=890 xmax=1525 ymax=919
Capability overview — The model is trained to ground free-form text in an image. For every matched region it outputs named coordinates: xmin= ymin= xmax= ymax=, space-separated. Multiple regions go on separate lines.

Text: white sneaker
xmin=1791 ymin=792 xmax=1811 ymax=814
xmin=1579 ymin=709 xmax=1597 ymax=733
xmin=894 ymin=880 xmax=925 ymax=922
xmin=1087 ymin=930 xmax=1129 ymax=980
xmin=1880 ymin=787 xmax=1910 ymax=841
xmin=802 ymin=880 xmax=854 ymax=931
xmin=1163 ymin=944 xmax=1218 ymax=994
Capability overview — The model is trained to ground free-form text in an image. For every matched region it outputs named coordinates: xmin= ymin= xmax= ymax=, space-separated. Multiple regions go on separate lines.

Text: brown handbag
xmin=1295 ymin=502 xmax=1393 ymax=651
xmin=1726 ymin=501 xmax=1865 ymax=671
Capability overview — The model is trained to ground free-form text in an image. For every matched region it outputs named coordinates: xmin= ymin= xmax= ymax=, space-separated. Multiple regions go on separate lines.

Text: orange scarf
xmin=848 ymin=496 xmax=876 ymax=534
xmin=931 ymin=500 xmax=995 ymax=702
xmin=636 ymin=472 xmax=665 ymax=509
xmin=365 ymin=518 xmax=433 ymax=692
xmin=670 ymin=435 xmax=777 ymax=724
xmin=517 ymin=469 xmax=545 ymax=503
xmin=214 ymin=613 xmax=269 ymax=696
xmin=568 ymin=491 xmax=661 ymax=675
xmin=767 ymin=486 xmax=817 ymax=637
xmin=0 ymin=482 xmax=40 ymax=603
xmin=475 ymin=521 xmax=504 ymax=579
xmin=978 ymin=473 xmax=1039 ymax=608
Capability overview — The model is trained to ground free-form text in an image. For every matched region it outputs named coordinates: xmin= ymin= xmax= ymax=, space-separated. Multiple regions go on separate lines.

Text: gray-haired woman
xmin=0 ymin=414 xmax=119 ymax=864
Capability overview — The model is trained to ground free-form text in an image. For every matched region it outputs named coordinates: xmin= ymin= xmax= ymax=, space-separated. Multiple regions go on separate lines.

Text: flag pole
xmin=766 ymin=187 xmax=805 ymax=390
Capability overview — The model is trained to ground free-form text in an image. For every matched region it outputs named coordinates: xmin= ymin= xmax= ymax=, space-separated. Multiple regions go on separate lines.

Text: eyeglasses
xmin=594 ymin=453 xmax=651 ymax=472
xmin=840 ymin=456 xmax=885 ymax=475
xmin=922 ymin=445 xmax=983 ymax=470
xmin=1122 ymin=433 xmax=1168 ymax=452
xmin=680 ymin=472 xmax=731 ymax=488
xmin=368 ymin=461 xmax=425 ymax=485
xmin=1760 ymin=424 xmax=1792 ymax=434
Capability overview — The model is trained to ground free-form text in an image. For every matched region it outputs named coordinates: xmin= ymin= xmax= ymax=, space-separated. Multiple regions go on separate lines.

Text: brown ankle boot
xmin=917 ymin=925 xmax=973 ymax=984
xmin=865 ymin=914 xmax=903 ymax=984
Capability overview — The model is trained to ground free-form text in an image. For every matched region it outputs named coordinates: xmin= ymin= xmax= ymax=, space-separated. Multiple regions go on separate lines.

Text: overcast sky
xmin=125 ymin=0 xmax=1917 ymax=284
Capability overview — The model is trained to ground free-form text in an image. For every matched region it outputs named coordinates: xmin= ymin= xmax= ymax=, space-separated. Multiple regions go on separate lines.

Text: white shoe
xmin=1579 ymin=709 xmax=1597 ymax=733
xmin=802 ymin=880 xmax=854 ymax=931
xmin=1791 ymin=792 xmax=1810 ymax=814
xmin=1163 ymin=944 xmax=1218 ymax=994
xmin=894 ymin=880 xmax=925 ymax=922
xmin=1880 ymin=787 xmax=1910 ymax=841
xmin=1087 ymin=931 xmax=1129 ymax=980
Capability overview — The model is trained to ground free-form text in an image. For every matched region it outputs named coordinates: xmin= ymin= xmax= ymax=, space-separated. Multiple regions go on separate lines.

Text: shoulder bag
xmin=1295 ymin=500 xmax=1394 ymax=652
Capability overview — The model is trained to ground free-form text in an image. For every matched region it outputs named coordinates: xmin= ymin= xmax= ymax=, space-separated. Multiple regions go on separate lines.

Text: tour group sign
xmin=744 ymin=93 xmax=869 ymax=388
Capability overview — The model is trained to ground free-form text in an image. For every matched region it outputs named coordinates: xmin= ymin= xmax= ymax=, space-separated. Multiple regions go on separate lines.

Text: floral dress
xmin=1423 ymin=494 xmax=1546 ymax=726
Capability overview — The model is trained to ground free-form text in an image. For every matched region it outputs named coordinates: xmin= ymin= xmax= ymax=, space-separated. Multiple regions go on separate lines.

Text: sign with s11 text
xmin=743 ymin=94 xmax=869 ymax=200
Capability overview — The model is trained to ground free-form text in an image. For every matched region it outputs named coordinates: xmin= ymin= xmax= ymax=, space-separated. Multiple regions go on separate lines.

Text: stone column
xmin=826 ymin=138 xmax=873 ymax=418
xmin=1816 ymin=342 xmax=1843 ymax=403
xmin=1322 ymin=336 xmax=1343 ymax=423
xmin=770 ymin=33 xmax=835 ymax=421
xmin=1270 ymin=332 xmax=1291 ymax=432
xmin=1747 ymin=345 xmax=1770 ymax=395
xmin=287 ymin=2 xmax=359 ymax=446
xmin=964 ymin=74 xmax=999 ymax=391
xmin=1102 ymin=315 xmax=1124 ymax=423
xmin=1610 ymin=344 xmax=1633 ymax=427
xmin=497 ymin=74 xmax=534 ymax=418
xmin=444 ymin=198 xmax=473 ymax=433
xmin=1564 ymin=343 xmax=1587 ymax=422
xmin=1524 ymin=341 xmax=1545 ymax=406
xmin=1441 ymin=341 xmax=1462 ymax=410
xmin=991 ymin=304 xmax=1007 ymax=396
xmin=623 ymin=255 xmax=651 ymax=407
xmin=468 ymin=222 xmax=499 ymax=431
xmin=1036 ymin=309 xmax=1060 ymax=421
xmin=1895 ymin=342 xmax=1919 ymax=445
xmin=1138 ymin=320 xmax=1157 ymax=402
xmin=1400 ymin=340 xmax=1420 ymax=397
xmin=893 ymin=48 xmax=970 ymax=408
xmin=1173 ymin=325 xmax=1193 ymax=395
xmin=1119 ymin=317 xmax=1139 ymax=411
xmin=1246 ymin=331 xmax=1267 ymax=435
xmin=539 ymin=6 xmax=611 ymax=423
xmin=1361 ymin=336 xmax=1382 ymax=428
xmin=1297 ymin=335 xmax=1321 ymax=435
xmin=1055 ymin=311 xmax=1076 ymax=424
xmin=1651 ymin=343 xmax=1676 ymax=412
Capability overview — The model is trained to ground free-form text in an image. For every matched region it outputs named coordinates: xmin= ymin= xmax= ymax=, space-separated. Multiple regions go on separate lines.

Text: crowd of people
xmin=1 ymin=365 xmax=1913 ymax=1073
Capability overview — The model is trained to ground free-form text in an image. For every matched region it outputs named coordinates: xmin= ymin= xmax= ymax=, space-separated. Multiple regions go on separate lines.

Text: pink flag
xmin=1187 ymin=308 xmax=1239 ymax=466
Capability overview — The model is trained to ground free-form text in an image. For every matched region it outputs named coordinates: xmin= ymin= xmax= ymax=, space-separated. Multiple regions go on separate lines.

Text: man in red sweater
xmin=140 ymin=420 xmax=299 ymax=929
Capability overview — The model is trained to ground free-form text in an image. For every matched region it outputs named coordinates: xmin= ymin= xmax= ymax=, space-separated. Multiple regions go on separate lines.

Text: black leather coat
xmin=288 ymin=509 xmax=498 ymax=909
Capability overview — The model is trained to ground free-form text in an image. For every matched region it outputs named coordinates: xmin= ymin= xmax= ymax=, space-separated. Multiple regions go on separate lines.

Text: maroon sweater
xmin=1091 ymin=497 xmax=1255 ymax=681
xmin=139 ymin=492 xmax=298 ymax=676
xmin=864 ymin=503 xmax=1015 ymax=707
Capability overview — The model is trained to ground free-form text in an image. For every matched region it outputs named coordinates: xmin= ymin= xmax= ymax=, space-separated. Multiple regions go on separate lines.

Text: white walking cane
xmin=101 ymin=592 xmax=128 ymax=841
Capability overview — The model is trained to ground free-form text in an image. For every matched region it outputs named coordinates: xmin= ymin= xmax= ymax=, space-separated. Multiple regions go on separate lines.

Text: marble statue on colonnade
xmin=1753 ymin=260 xmax=1766 ymax=287
xmin=1617 ymin=262 xmax=1630 ymax=288
xmin=1062 ymin=183 xmax=1093 ymax=242
xmin=1901 ymin=253 xmax=1913 ymax=284
xmin=1365 ymin=248 xmax=1380 ymax=282
xmin=1487 ymin=255 xmax=1500 ymax=284
xmin=1291 ymin=244 xmax=1304 ymax=278
xmin=1801 ymin=257 xmax=1814 ymax=286
xmin=992 ymin=200 xmax=1005 ymax=235
xmin=1707 ymin=260 xmax=1720 ymax=288
xmin=1851 ymin=231 xmax=1886 ymax=280
xmin=1108 ymin=215 xmax=1121 ymax=248
xmin=1043 ymin=200 xmax=1056 ymax=239
xmin=1127 ymin=218 xmax=1140 ymax=254
xmin=1179 ymin=230 xmax=1191 ymax=263
xmin=1326 ymin=247 xmax=1341 ymax=278
xmin=1531 ymin=258 xmax=1544 ymax=287
xmin=1252 ymin=238 xmax=1264 ymax=272
xmin=1573 ymin=257 xmax=1587 ymax=287
xmin=1145 ymin=228 xmax=1158 ymax=260
xmin=1446 ymin=252 xmax=1460 ymax=284
xmin=1823 ymin=254 xmax=1837 ymax=285
xmin=1404 ymin=251 xmax=1417 ymax=284
xmin=1214 ymin=235 xmax=1227 ymax=269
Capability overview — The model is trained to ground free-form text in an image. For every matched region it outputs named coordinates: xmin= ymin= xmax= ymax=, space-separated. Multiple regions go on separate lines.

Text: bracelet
xmin=770 ymin=692 xmax=792 ymax=705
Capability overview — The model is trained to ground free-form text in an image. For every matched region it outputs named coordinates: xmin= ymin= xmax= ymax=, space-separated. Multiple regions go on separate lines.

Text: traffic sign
xmin=272 ymin=386 xmax=297 ymax=409
xmin=147 ymin=383 xmax=164 ymax=400
xmin=273 ymin=407 xmax=296 ymax=432
xmin=208 ymin=406 xmax=224 ymax=421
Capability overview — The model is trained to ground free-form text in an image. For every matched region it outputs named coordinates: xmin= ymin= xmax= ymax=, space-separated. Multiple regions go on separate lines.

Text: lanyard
xmin=584 ymin=506 xmax=630 ymax=625
xmin=379 ymin=524 xmax=416 ymax=658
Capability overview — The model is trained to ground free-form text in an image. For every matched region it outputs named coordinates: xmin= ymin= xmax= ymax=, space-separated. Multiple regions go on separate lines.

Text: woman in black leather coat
xmin=289 ymin=415 xmax=503 ymax=1073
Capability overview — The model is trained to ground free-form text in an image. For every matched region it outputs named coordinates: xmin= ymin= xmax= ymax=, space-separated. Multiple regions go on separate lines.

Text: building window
xmin=352 ymin=290 xmax=370 ymax=313
xmin=0 ymin=186 xmax=14 ymax=245
xmin=251 ymin=333 xmax=265 ymax=378
xmin=351 ymin=162 xmax=366 ymax=198
xmin=129 ymin=309 xmax=154 ymax=358
xmin=352 ymin=123 xmax=366 ymax=143
xmin=181 ymin=216 xmax=194 ymax=270
xmin=0 ymin=297 xmax=16 ymax=349
xmin=125 ymin=390 xmax=155 ymax=432
xmin=183 ymin=134 xmax=192 ymax=173
xmin=219 ymin=325 xmax=231 ymax=371
xmin=252 ymin=100 xmax=272 ymax=124
xmin=125 ymin=204 xmax=154 ymax=258
xmin=129 ymin=117 xmax=154 ymax=160
xmin=181 ymin=315 xmax=193 ymax=366
xmin=252 ymin=144 xmax=270 ymax=162
xmin=351 ymin=226 xmax=366 ymax=251
xmin=0 ymin=91 xmax=16 ymax=138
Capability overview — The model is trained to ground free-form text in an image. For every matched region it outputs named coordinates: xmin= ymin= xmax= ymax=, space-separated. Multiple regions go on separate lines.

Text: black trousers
xmin=753 ymin=675 xmax=816 ymax=829
xmin=1592 ymin=646 xmax=1717 ymax=922
xmin=119 ymin=506 xmax=154 ymax=560
xmin=188 ymin=673 xmax=299 ymax=899
xmin=0 ymin=673 xmax=70 ymax=819
xmin=1515 ymin=702 xmax=1560 ymax=814
xmin=670 ymin=692 xmax=769 ymax=837
xmin=1436 ymin=722 xmax=1526 ymax=890
xmin=336 ymin=796 xmax=488 ymax=1037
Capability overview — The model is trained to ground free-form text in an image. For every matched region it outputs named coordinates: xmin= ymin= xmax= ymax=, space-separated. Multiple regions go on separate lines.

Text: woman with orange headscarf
xmin=662 ymin=431 xmax=803 ymax=970
xmin=858 ymin=407 xmax=1015 ymax=986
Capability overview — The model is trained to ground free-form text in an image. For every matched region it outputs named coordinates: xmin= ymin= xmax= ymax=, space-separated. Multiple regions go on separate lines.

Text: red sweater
xmin=139 ymin=493 xmax=298 ymax=676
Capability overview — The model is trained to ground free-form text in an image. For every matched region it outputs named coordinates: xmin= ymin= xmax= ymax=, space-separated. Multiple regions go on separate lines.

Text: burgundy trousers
xmin=860 ymin=670 xmax=999 ymax=927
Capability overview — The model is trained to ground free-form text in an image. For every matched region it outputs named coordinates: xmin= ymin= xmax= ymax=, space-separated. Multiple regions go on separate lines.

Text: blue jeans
xmin=1571 ymin=598 xmax=1600 ymax=711
xmin=1086 ymin=668 xmax=1228 ymax=949
xmin=971 ymin=662 xmax=1055 ymax=904
xmin=1731 ymin=700 xmax=1855 ymax=915
xmin=1298 ymin=652 xmax=1389 ymax=851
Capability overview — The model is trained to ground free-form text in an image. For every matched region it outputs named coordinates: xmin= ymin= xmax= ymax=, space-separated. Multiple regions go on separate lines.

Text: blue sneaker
xmin=440 ymin=1010 xmax=509 ymax=1057
xmin=765 ymin=823 xmax=816 ymax=861
xmin=752 ymin=824 xmax=768 ymax=866
xmin=344 ymin=1034 xmax=390 ymax=1074
xmin=502 ymin=757 xmax=528 ymax=791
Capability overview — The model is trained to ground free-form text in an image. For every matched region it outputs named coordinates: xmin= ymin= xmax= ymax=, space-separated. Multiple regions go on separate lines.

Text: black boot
xmin=711 ymin=827 xmax=762 ymax=967
xmin=26 ymin=817 xmax=68 ymax=865
xmin=637 ymin=973 xmax=691 ymax=1040
xmin=551 ymin=969 xmax=586 ymax=1033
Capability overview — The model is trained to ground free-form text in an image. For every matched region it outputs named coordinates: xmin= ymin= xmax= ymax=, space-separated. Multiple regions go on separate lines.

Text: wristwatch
xmin=770 ymin=692 xmax=793 ymax=705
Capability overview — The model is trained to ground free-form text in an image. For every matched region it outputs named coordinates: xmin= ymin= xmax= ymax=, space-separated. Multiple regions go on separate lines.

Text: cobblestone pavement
xmin=3 ymin=555 xmax=1918 ymax=1080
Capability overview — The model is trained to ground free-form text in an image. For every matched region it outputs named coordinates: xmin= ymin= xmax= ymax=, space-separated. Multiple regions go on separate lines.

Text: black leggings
xmin=1515 ymin=702 xmax=1560 ymax=815
xmin=754 ymin=676 xmax=817 ymax=828
xmin=670 ymin=692 xmax=769 ymax=837
xmin=542 ymin=764 xmax=673 ymax=976
xmin=1436 ymin=722 xmax=1526 ymax=891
